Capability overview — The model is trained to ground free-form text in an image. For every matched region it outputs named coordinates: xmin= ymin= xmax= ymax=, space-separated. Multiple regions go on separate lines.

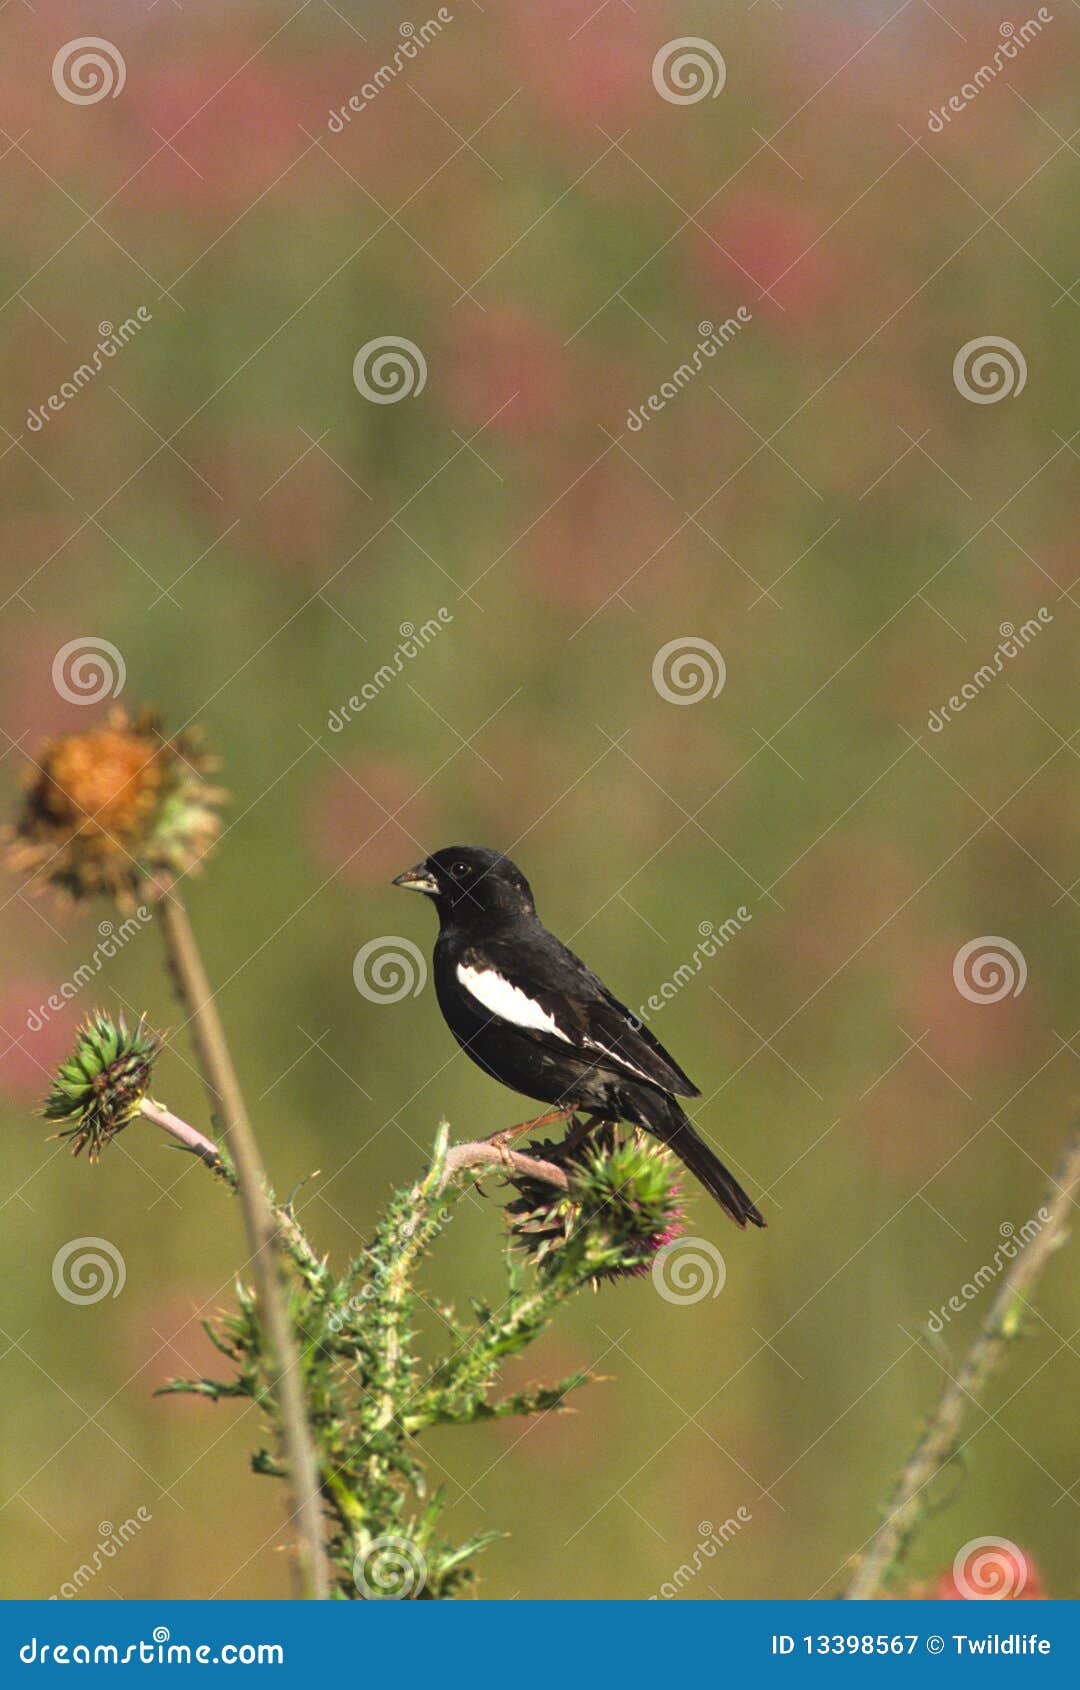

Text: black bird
xmin=392 ymin=845 xmax=765 ymax=1228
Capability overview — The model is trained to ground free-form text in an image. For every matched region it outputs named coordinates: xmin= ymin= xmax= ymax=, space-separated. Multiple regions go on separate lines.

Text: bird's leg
xmin=484 ymin=1106 xmax=577 ymax=1168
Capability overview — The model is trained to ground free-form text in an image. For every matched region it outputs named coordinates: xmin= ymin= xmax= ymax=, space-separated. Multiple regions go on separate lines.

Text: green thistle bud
xmin=507 ymin=1128 xmax=684 ymax=1283
xmin=43 ymin=1011 xmax=159 ymax=1161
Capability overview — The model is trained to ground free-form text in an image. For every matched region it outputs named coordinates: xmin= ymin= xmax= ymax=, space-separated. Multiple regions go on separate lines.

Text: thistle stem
xmin=137 ymin=1096 xmax=322 ymax=1284
xmin=843 ymin=1118 xmax=1080 ymax=1599
xmin=138 ymin=1097 xmax=222 ymax=1169
xmin=157 ymin=890 xmax=329 ymax=1601
xmin=443 ymin=1140 xmax=570 ymax=1190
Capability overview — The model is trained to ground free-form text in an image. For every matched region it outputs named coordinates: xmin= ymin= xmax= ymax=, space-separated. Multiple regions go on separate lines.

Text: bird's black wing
xmin=460 ymin=926 xmax=701 ymax=1098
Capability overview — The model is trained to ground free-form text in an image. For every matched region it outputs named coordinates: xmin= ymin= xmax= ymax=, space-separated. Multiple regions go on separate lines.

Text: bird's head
xmin=392 ymin=845 xmax=534 ymax=922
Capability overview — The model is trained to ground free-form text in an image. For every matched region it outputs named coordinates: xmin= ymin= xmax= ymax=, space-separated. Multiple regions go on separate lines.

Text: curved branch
xmin=844 ymin=1118 xmax=1080 ymax=1599
xmin=137 ymin=1099 xmax=321 ymax=1276
xmin=443 ymin=1140 xmax=570 ymax=1191
xmin=139 ymin=1097 xmax=222 ymax=1169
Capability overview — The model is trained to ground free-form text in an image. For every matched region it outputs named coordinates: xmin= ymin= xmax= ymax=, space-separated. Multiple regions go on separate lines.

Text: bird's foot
xmin=484 ymin=1106 xmax=577 ymax=1168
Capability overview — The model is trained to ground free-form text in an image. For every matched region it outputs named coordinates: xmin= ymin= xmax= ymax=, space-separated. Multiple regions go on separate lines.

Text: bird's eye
xmin=450 ymin=860 xmax=471 ymax=879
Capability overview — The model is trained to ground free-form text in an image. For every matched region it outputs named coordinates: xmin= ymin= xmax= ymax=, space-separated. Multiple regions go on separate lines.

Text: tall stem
xmin=844 ymin=1120 xmax=1080 ymax=1599
xmin=157 ymin=891 xmax=329 ymax=1600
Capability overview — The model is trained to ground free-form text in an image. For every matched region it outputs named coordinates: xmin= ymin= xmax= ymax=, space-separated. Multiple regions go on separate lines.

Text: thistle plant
xmin=7 ymin=703 xmax=685 ymax=1599
xmin=39 ymin=1015 xmax=682 ymax=1599
xmin=6 ymin=706 xmax=326 ymax=1596
xmin=12 ymin=705 xmax=1076 ymax=1600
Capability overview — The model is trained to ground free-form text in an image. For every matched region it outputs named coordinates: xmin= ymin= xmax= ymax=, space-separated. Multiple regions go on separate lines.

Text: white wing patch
xmin=456 ymin=966 xmax=664 ymax=1084
xmin=583 ymin=1037 xmax=657 ymax=1087
xmin=456 ymin=964 xmax=571 ymax=1042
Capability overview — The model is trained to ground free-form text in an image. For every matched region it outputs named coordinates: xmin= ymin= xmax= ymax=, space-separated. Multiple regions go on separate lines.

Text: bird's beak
xmin=392 ymin=862 xmax=438 ymax=895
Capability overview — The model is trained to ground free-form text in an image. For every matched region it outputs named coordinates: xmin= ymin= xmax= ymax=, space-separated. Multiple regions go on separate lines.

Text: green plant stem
xmin=376 ymin=1135 xmax=571 ymax=1428
xmin=369 ymin=1127 xmax=460 ymax=1449
xmin=157 ymin=890 xmax=329 ymax=1600
xmin=844 ymin=1119 xmax=1080 ymax=1599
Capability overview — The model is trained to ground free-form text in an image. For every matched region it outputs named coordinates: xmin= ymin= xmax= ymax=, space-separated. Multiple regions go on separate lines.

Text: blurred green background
xmin=1 ymin=0 xmax=1077 ymax=1600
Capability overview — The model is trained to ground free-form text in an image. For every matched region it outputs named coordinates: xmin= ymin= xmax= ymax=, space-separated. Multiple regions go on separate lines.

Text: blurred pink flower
xmin=180 ymin=433 xmax=374 ymax=579
xmin=0 ymin=620 xmax=119 ymax=747
xmin=0 ymin=983 xmax=73 ymax=1101
xmin=511 ymin=1 xmax=657 ymax=139
xmin=524 ymin=459 xmax=683 ymax=608
xmin=307 ymin=756 xmax=432 ymax=887
xmin=124 ymin=56 xmax=327 ymax=214
xmin=901 ymin=943 xmax=1035 ymax=1073
xmin=440 ymin=309 xmax=576 ymax=436
xmin=254 ymin=458 xmax=371 ymax=581
xmin=696 ymin=193 xmax=837 ymax=323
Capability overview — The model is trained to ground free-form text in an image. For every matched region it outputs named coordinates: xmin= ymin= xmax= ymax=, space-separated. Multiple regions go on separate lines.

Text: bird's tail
xmin=646 ymin=1098 xmax=765 ymax=1229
